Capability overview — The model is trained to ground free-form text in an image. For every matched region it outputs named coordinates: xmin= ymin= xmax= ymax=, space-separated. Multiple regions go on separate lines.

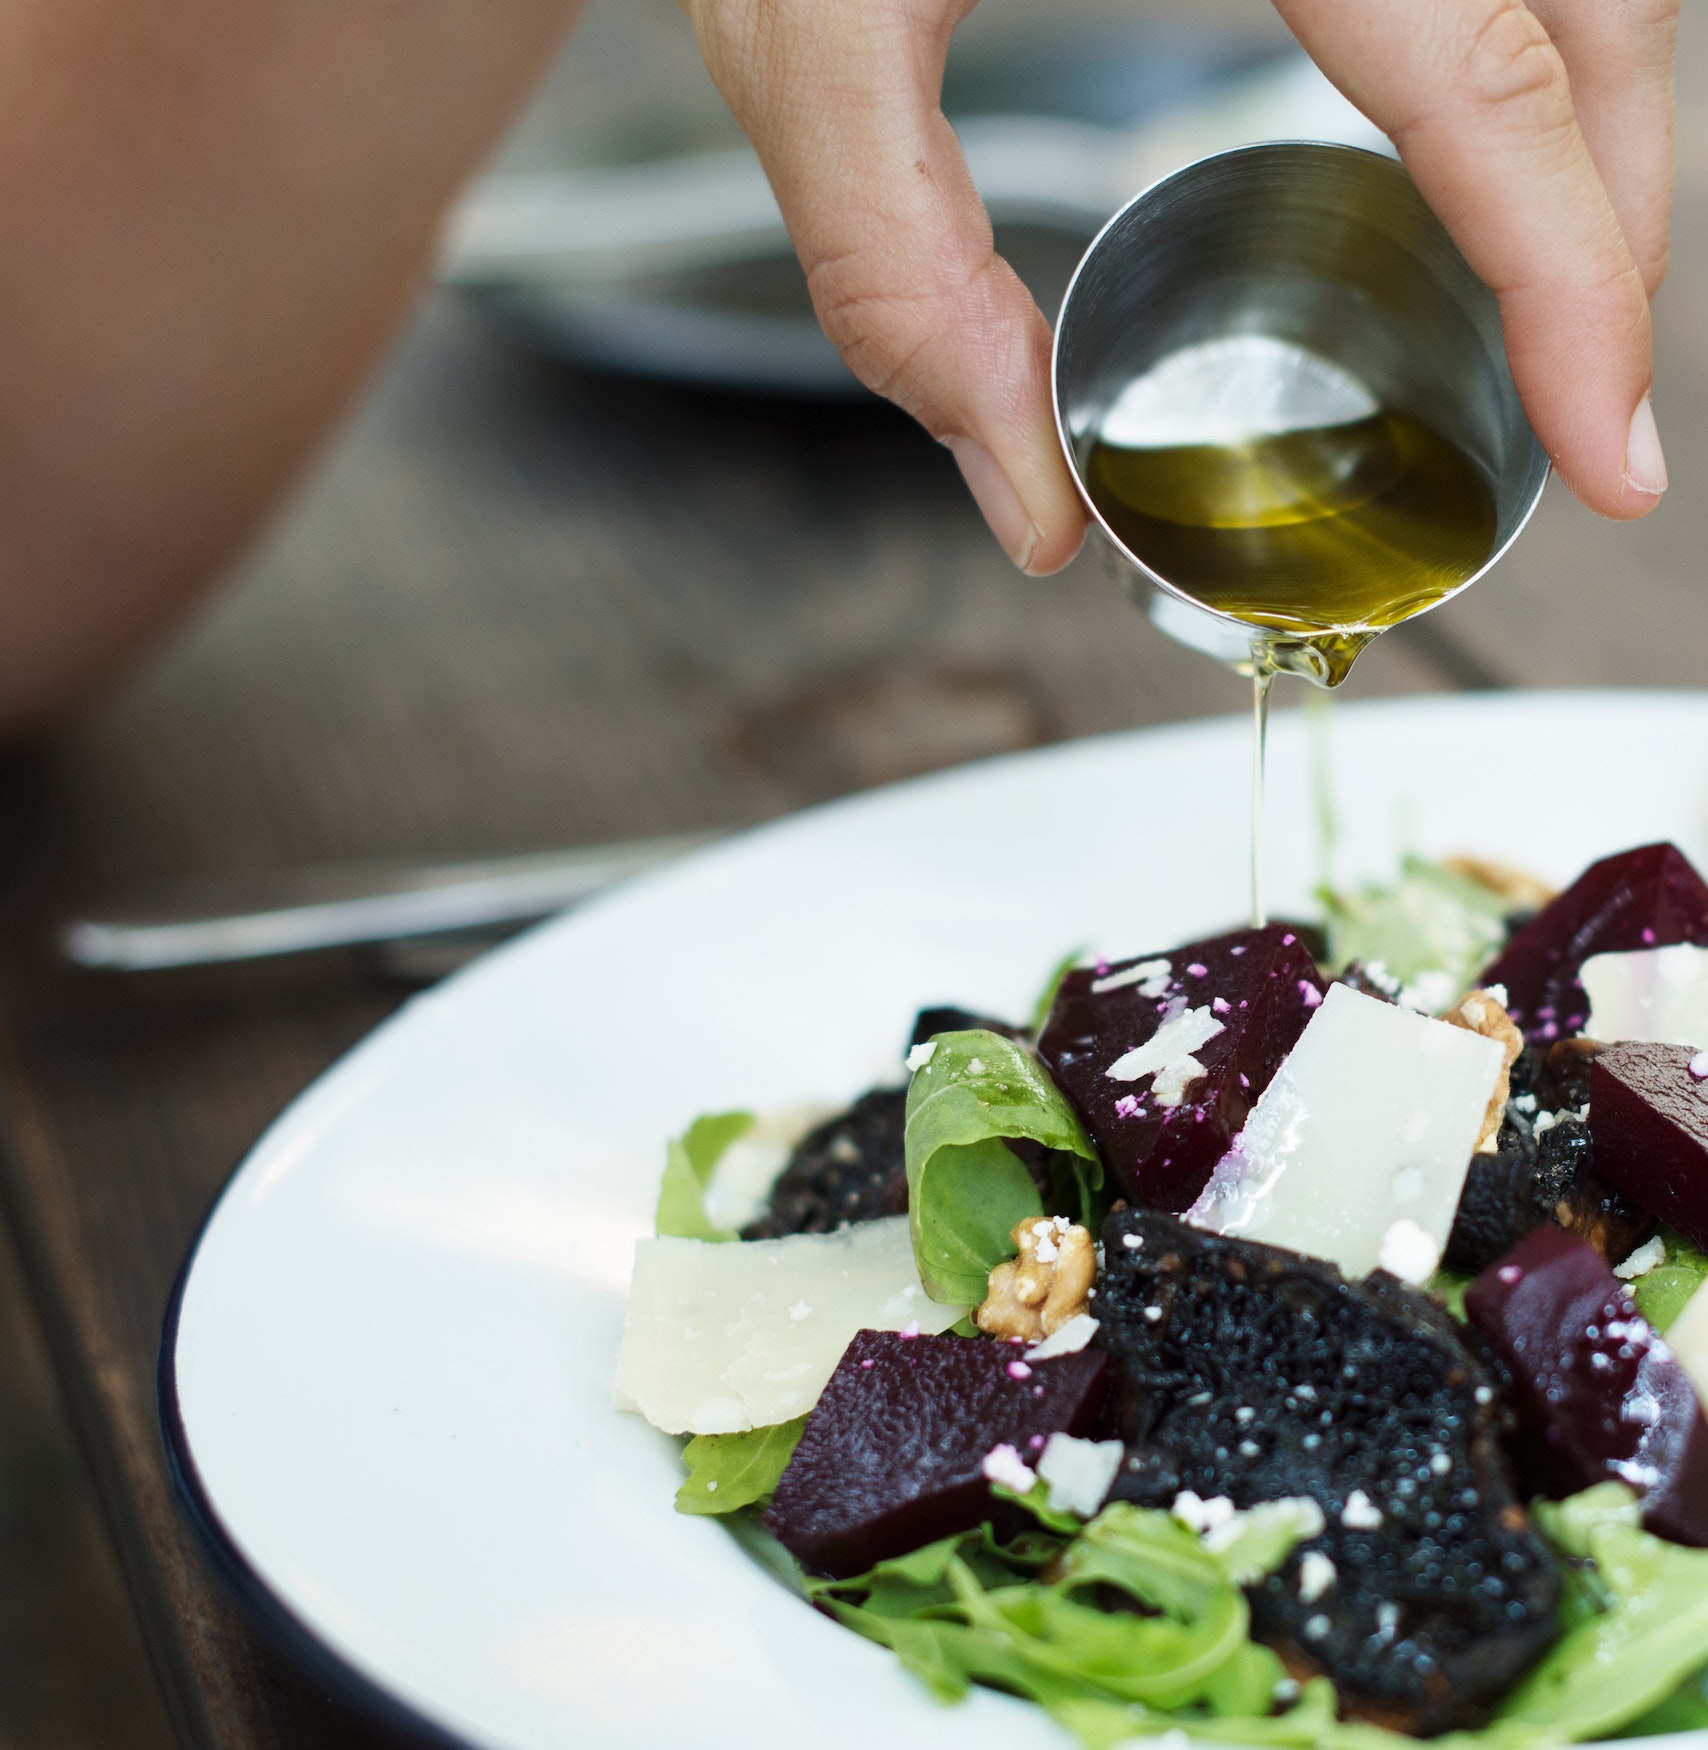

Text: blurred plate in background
xmin=440 ymin=0 xmax=1385 ymax=395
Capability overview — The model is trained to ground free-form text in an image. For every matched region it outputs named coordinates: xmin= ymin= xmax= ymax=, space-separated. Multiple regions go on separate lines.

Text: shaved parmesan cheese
xmin=1583 ymin=944 xmax=1708 ymax=1049
xmin=1187 ymin=984 xmax=1500 ymax=1279
xmin=1667 ymin=1284 xmax=1708 ymax=1405
xmin=614 ymin=1216 xmax=966 ymax=1434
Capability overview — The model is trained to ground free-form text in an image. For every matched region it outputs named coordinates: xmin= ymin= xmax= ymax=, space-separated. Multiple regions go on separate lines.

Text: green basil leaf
xmin=905 ymin=1029 xmax=1103 ymax=1304
xmin=654 ymin=1110 xmax=754 ymax=1241
xmin=674 ymin=1416 xmax=805 ymax=1515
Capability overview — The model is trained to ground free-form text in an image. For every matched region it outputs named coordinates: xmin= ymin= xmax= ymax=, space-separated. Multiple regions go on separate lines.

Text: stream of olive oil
xmin=1085 ymin=408 xmax=1497 ymax=925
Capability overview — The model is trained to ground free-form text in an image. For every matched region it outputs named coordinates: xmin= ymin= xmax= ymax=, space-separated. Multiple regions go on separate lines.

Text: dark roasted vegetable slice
xmin=741 ymin=1088 xmax=909 ymax=1239
xmin=1095 ymin=1208 xmax=1560 ymax=1735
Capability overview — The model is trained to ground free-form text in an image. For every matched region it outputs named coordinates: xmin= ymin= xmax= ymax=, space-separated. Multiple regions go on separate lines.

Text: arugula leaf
xmin=816 ymin=1501 xmax=1322 ymax=1736
xmin=904 ymin=1029 xmax=1104 ymax=1304
xmin=1499 ymin=1485 xmax=1708 ymax=1739
xmin=674 ymin=1417 xmax=805 ymax=1516
xmin=1429 ymin=1268 xmax=1472 ymax=1322
xmin=1321 ymin=856 xmax=1511 ymax=991
xmin=1621 ymin=1668 xmax=1708 ymax=1737
xmin=1630 ymin=1227 xmax=1708 ymax=1332
xmin=1030 ymin=949 xmax=1086 ymax=1034
xmin=654 ymin=1110 xmax=754 ymax=1241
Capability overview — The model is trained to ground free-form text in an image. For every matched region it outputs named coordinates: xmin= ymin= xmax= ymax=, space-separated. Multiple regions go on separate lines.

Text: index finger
xmin=1273 ymin=0 xmax=1665 ymax=517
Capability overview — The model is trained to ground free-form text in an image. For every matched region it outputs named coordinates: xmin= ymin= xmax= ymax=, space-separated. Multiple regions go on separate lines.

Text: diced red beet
xmin=764 ymin=1330 xmax=1108 ymax=1577
xmin=1590 ymin=1043 xmax=1708 ymax=1251
xmin=1479 ymin=843 xmax=1708 ymax=1044
xmin=1464 ymin=1225 xmax=1708 ymax=1546
xmin=1036 ymin=925 xmax=1325 ymax=1211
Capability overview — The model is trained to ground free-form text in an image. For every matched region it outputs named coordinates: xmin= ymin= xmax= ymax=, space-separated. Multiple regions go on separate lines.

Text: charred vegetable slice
xmin=1095 ymin=1208 xmax=1560 ymax=1735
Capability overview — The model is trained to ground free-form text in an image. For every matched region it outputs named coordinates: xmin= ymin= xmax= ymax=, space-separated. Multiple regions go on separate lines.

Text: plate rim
xmin=158 ymin=1242 xmax=480 ymax=1750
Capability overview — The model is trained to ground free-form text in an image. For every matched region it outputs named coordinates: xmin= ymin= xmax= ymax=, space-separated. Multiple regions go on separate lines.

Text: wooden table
xmin=0 ymin=13 xmax=1704 ymax=1747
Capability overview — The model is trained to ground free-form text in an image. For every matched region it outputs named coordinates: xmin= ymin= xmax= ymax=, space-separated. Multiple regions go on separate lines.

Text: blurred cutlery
xmin=61 ymin=833 xmax=719 ymax=972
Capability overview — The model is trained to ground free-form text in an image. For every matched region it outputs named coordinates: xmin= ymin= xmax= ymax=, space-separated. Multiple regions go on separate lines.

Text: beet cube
xmin=1590 ymin=1042 xmax=1708 ymax=1251
xmin=1037 ymin=925 xmax=1325 ymax=1211
xmin=1479 ymin=843 xmax=1708 ymax=1044
xmin=764 ymin=1329 xmax=1108 ymax=1577
xmin=1464 ymin=1224 xmax=1708 ymax=1546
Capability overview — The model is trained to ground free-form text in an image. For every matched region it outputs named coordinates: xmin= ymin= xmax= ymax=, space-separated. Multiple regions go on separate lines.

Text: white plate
xmin=165 ymin=690 xmax=1708 ymax=1750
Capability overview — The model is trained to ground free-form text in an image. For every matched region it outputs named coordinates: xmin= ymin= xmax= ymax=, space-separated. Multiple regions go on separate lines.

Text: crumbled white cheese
xmin=1298 ymin=1551 xmax=1337 ymax=1603
xmin=614 ymin=1217 xmax=966 ymax=1433
xmin=967 ymin=1057 xmax=986 ymax=1076
xmin=1121 ymin=1233 xmax=1143 ymax=1251
xmin=1200 ymin=1496 xmax=1324 ymax=1563
xmin=1028 ymin=1313 xmax=1099 ymax=1358
xmin=1172 ymin=1490 xmax=1238 ymax=1535
xmin=1485 ymin=983 xmax=1509 ymax=1008
xmin=1186 ymin=985 xmax=1500 ymax=1280
xmin=1583 ymin=944 xmax=1708 ymax=1049
xmin=906 ymin=1040 xmax=937 ymax=1071
xmin=1106 ymin=1003 xmax=1226 ymax=1096
xmin=1092 ymin=957 xmax=1172 ymax=997
xmin=981 ymin=1442 xmax=1038 ymax=1494
xmin=1342 ymin=1489 xmax=1383 ymax=1530
xmin=1378 ymin=1217 xmax=1441 ymax=1285
xmin=1151 ymin=1053 xmax=1210 ymax=1107
xmin=1615 ymin=1236 xmax=1669 ymax=1281
xmin=1037 ymin=1433 xmax=1124 ymax=1518
xmin=788 ymin=1300 xmax=812 ymax=1321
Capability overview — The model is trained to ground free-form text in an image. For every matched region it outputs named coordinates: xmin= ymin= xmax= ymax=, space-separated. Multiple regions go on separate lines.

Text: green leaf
xmin=992 ymin=1478 xmax=1088 ymax=1536
xmin=1030 ymin=949 xmax=1087 ymax=1034
xmin=904 ymin=1029 xmax=1104 ymax=1304
xmin=1321 ymin=856 xmax=1511 ymax=992
xmin=1621 ymin=1667 xmax=1708 ymax=1736
xmin=1429 ymin=1268 xmax=1472 ymax=1322
xmin=654 ymin=1110 xmax=754 ymax=1241
xmin=1630 ymin=1227 xmax=1708 ymax=1332
xmin=1501 ymin=1484 xmax=1708 ymax=1739
xmin=674 ymin=1416 xmax=805 ymax=1515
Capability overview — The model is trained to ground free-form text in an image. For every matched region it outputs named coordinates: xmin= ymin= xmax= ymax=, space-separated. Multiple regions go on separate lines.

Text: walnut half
xmin=976 ymin=1216 xmax=1095 ymax=1342
xmin=1443 ymin=988 xmax=1524 ymax=1152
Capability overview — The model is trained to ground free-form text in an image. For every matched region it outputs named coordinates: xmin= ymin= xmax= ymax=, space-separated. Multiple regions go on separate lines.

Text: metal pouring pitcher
xmin=1051 ymin=141 xmax=1550 ymax=682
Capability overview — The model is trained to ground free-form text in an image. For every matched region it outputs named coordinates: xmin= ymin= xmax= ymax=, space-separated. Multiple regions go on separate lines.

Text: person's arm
xmin=686 ymin=0 xmax=1675 ymax=573
xmin=0 ymin=0 xmax=577 ymax=734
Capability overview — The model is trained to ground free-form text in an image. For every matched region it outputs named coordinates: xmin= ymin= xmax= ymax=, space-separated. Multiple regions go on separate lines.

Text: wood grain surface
xmin=0 ymin=8 xmax=1702 ymax=1748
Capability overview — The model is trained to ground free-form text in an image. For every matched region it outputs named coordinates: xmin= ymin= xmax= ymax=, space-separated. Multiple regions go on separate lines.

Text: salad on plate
xmin=615 ymin=840 xmax=1708 ymax=1747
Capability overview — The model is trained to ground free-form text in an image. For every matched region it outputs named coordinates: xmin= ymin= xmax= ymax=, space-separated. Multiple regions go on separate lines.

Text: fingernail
xmin=947 ymin=437 xmax=1039 ymax=570
xmin=1624 ymin=394 xmax=1668 ymax=497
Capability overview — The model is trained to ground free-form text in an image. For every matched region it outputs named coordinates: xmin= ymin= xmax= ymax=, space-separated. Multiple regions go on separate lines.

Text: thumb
xmin=684 ymin=0 xmax=1086 ymax=573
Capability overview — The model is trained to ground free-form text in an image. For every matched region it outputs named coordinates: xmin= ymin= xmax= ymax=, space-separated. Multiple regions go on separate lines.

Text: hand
xmin=684 ymin=0 xmax=1675 ymax=577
